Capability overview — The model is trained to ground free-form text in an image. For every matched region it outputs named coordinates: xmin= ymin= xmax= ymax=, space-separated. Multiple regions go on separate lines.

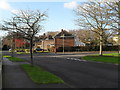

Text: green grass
xmin=82 ymin=53 xmax=120 ymax=64
xmin=103 ymin=53 xmax=119 ymax=56
xmin=16 ymin=51 xmax=49 ymax=54
xmin=35 ymin=51 xmax=49 ymax=53
xmin=20 ymin=64 xmax=64 ymax=84
xmin=16 ymin=52 xmax=30 ymax=54
xmin=4 ymin=56 xmax=25 ymax=62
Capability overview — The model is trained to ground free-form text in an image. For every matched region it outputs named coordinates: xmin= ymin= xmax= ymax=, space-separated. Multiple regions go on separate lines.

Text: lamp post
xmin=61 ymin=34 xmax=65 ymax=54
xmin=0 ymin=37 xmax=3 ymax=60
xmin=43 ymin=40 xmax=44 ymax=52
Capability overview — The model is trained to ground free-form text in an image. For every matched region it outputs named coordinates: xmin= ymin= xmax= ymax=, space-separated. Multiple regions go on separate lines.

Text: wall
xmin=55 ymin=37 xmax=74 ymax=49
xmin=41 ymin=39 xmax=54 ymax=50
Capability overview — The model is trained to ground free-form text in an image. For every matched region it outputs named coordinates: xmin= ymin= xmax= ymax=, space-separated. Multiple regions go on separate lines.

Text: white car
xmin=9 ymin=49 xmax=11 ymax=52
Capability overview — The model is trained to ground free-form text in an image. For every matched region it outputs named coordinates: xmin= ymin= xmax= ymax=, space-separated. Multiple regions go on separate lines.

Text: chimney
xmin=61 ymin=29 xmax=64 ymax=32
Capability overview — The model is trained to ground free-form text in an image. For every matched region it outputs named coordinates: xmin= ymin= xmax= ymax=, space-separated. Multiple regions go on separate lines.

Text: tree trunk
xmin=30 ymin=38 xmax=33 ymax=65
xmin=99 ymin=35 xmax=103 ymax=56
xmin=118 ymin=45 xmax=120 ymax=54
xmin=118 ymin=37 xmax=120 ymax=54
xmin=118 ymin=30 xmax=120 ymax=54
xmin=11 ymin=37 xmax=14 ymax=57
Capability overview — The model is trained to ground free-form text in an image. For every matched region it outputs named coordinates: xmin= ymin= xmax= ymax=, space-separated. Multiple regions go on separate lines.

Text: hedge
xmin=56 ymin=45 xmax=118 ymax=52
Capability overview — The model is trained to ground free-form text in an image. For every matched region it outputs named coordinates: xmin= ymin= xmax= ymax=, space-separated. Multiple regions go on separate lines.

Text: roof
xmin=45 ymin=35 xmax=54 ymax=40
xmin=54 ymin=29 xmax=74 ymax=38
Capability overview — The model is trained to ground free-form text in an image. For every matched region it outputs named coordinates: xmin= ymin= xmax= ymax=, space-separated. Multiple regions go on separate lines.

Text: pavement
xmin=0 ymin=60 xmax=2 ymax=90
xmin=2 ymin=57 xmax=70 ymax=88
xmin=2 ymin=51 xmax=119 ymax=88
xmin=0 ymin=51 xmax=2 ymax=90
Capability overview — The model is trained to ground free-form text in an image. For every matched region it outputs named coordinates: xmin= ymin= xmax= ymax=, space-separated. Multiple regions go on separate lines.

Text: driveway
xmin=3 ymin=51 xmax=119 ymax=88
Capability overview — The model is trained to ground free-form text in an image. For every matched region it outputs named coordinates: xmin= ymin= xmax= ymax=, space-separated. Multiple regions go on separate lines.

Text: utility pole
xmin=42 ymin=40 xmax=44 ymax=52
xmin=62 ymin=34 xmax=65 ymax=54
xmin=0 ymin=37 xmax=3 ymax=60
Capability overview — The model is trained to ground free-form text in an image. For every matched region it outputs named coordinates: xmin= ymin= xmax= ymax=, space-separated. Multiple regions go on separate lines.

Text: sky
xmin=0 ymin=0 xmax=117 ymax=37
xmin=0 ymin=0 xmax=86 ymax=37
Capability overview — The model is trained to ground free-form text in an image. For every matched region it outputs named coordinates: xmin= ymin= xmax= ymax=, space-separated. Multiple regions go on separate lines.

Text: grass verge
xmin=103 ymin=53 xmax=119 ymax=56
xmin=20 ymin=64 xmax=64 ymax=84
xmin=16 ymin=52 xmax=30 ymax=54
xmin=4 ymin=56 xmax=25 ymax=62
xmin=82 ymin=53 xmax=119 ymax=64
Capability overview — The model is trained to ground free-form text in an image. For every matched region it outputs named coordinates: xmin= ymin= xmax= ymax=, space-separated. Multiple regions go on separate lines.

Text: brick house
xmin=41 ymin=38 xmax=54 ymax=51
xmin=2 ymin=32 xmax=30 ymax=50
xmin=34 ymin=35 xmax=54 ymax=51
xmin=14 ymin=39 xmax=29 ymax=49
xmin=34 ymin=29 xmax=75 ymax=52
xmin=54 ymin=29 xmax=74 ymax=51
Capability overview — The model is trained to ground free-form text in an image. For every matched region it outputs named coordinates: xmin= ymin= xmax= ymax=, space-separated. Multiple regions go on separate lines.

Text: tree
xmin=69 ymin=29 xmax=99 ymax=45
xmin=105 ymin=1 xmax=120 ymax=53
xmin=105 ymin=1 xmax=120 ymax=32
xmin=45 ymin=31 xmax=58 ymax=37
xmin=3 ymin=9 xmax=47 ymax=65
xmin=74 ymin=1 xmax=114 ymax=56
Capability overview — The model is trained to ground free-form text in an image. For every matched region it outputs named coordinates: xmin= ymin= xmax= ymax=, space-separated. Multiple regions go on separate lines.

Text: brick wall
xmin=55 ymin=37 xmax=74 ymax=49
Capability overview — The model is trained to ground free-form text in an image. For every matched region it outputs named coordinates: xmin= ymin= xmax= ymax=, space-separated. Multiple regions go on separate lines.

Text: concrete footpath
xmin=0 ymin=60 xmax=2 ymax=90
xmin=2 ymin=58 xmax=69 ymax=88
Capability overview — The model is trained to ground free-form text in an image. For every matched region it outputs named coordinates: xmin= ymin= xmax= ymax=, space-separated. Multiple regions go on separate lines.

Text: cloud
xmin=88 ymin=0 xmax=119 ymax=2
xmin=0 ymin=0 xmax=12 ymax=10
xmin=3 ymin=0 xmax=87 ymax=2
xmin=0 ymin=0 xmax=19 ymax=14
xmin=11 ymin=9 xmax=20 ymax=14
xmin=64 ymin=1 xmax=78 ymax=9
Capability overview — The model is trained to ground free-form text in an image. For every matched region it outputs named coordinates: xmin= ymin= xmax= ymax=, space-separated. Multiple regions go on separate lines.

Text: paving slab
xmin=0 ymin=61 xmax=2 ymax=90
xmin=2 ymin=58 xmax=69 ymax=88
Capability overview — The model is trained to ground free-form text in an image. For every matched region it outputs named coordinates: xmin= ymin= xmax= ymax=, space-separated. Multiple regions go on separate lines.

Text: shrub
xmin=56 ymin=45 xmax=118 ymax=52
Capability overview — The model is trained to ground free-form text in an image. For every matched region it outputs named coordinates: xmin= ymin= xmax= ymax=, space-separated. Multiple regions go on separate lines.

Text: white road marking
xmin=65 ymin=58 xmax=118 ymax=65
xmin=67 ymin=58 xmax=86 ymax=62
xmin=114 ymin=64 xmax=119 ymax=66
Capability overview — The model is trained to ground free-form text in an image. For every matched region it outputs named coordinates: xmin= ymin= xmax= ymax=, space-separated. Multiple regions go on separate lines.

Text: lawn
xmin=82 ymin=53 xmax=120 ymax=64
xmin=20 ymin=64 xmax=64 ymax=84
xmin=4 ymin=56 xmax=25 ymax=62
xmin=16 ymin=51 xmax=49 ymax=54
xmin=35 ymin=50 xmax=49 ymax=53
xmin=103 ymin=53 xmax=119 ymax=56
xmin=16 ymin=52 xmax=30 ymax=54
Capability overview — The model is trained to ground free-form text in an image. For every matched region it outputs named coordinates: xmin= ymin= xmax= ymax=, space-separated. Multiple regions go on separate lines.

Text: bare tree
xmin=106 ymin=1 xmax=120 ymax=53
xmin=69 ymin=29 xmax=99 ymax=45
xmin=74 ymin=1 xmax=114 ymax=56
xmin=105 ymin=1 xmax=120 ymax=32
xmin=4 ymin=9 xmax=47 ymax=65
xmin=46 ymin=31 xmax=59 ymax=37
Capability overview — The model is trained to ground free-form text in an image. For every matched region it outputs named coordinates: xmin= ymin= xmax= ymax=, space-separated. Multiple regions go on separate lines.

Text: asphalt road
xmin=3 ymin=51 xmax=119 ymax=88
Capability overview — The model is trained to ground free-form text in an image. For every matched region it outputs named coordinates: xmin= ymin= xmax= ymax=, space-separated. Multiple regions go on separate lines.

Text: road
xmin=3 ymin=51 xmax=119 ymax=88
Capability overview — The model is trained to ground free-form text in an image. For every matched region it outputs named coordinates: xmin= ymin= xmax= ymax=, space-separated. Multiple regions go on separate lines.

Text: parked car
xmin=9 ymin=49 xmax=11 ymax=52
xmin=34 ymin=48 xmax=44 ymax=52
xmin=36 ymin=48 xmax=44 ymax=51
